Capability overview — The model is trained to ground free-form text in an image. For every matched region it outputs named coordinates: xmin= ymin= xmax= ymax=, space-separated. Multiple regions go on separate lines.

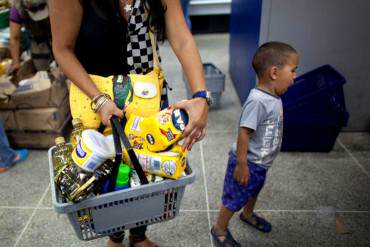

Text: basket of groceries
xmin=48 ymin=108 xmax=195 ymax=241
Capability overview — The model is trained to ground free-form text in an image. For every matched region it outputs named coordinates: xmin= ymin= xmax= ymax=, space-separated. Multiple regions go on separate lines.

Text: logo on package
xmin=76 ymin=142 xmax=87 ymax=158
xmin=160 ymin=128 xmax=176 ymax=141
xmin=146 ymin=134 xmax=155 ymax=145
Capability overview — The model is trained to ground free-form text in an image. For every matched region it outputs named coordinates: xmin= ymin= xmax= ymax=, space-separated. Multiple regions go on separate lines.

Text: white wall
xmin=259 ymin=0 xmax=370 ymax=131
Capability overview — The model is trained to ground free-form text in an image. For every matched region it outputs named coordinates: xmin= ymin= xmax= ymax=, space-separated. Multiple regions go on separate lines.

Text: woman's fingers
xmin=99 ymin=100 xmax=124 ymax=127
xmin=173 ymin=98 xmax=208 ymax=150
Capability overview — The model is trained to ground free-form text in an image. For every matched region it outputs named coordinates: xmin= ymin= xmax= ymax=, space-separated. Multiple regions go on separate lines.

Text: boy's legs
xmin=215 ymin=205 xmax=234 ymax=231
xmin=239 ymin=182 xmax=272 ymax=233
xmin=241 ymin=196 xmax=258 ymax=219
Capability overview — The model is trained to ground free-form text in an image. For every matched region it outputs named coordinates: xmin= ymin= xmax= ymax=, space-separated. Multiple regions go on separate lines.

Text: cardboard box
xmin=0 ymin=67 xmax=68 ymax=110
xmin=6 ymin=117 xmax=72 ymax=149
xmin=1 ymin=110 xmax=16 ymax=129
xmin=1 ymin=97 xmax=70 ymax=131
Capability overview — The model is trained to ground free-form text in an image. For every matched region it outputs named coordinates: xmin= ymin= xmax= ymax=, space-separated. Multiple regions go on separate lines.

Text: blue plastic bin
xmin=281 ymin=65 xmax=349 ymax=152
xmin=282 ymin=65 xmax=346 ymax=114
xmin=281 ymin=112 xmax=349 ymax=152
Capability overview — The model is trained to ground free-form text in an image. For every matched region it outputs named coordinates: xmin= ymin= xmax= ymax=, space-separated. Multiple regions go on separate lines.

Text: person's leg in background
xmin=0 ymin=114 xmax=28 ymax=172
xmin=181 ymin=0 xmax=192 ymax=30
xmin=0 ymin=114 xmax=17 ymax=170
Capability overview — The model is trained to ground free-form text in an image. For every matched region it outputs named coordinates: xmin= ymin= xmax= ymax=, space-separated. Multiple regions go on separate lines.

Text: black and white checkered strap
xmin=126 ymin=0 xmax=161 ymax=75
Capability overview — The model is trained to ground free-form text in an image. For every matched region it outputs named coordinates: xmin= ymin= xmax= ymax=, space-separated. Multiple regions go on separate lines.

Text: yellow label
xmin=122 ymin=144 xmax=187 ymax=179
xmin=72 ymin=139 xmax=93 ymax=170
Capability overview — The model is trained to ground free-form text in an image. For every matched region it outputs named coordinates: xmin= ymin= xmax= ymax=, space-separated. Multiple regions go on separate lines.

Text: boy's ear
xmin=269 ymin=66 xmax=278 ymax=80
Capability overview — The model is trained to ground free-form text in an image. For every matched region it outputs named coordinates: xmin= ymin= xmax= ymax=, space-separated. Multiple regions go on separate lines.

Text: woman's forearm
xmin=9 ymin=22 xmax=21 ymax=66
xmin=164 ymin=0 xmax=206 ymax=94
xmin=173 ymin=37 xmax=206 ymax=93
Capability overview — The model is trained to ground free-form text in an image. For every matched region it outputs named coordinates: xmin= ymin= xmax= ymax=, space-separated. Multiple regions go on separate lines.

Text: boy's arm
xmin=234 ymin=127 xmax=252 ymax=185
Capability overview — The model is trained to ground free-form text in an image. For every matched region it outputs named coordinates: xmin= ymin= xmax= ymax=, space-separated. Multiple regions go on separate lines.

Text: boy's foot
xmin=0 ymin=149 xmax=29 ymax=173
xmin=239 ymin=212 xmax=272 ymax=233
xmin=211 ymin=226 xmax=241 ymax=247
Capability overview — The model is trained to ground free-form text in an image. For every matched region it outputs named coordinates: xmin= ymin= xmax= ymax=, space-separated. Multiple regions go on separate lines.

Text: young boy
xmin=211 ymin=42 xmax=299 ymax=247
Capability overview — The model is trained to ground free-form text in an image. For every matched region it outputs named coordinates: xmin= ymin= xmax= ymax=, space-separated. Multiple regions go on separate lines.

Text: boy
xmin=211 ymin=42 xmax=299 ymax=246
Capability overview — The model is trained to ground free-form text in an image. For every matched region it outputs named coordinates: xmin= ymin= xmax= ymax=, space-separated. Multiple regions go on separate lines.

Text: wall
xmin=259 ymin=0 xmax=370 ymax=130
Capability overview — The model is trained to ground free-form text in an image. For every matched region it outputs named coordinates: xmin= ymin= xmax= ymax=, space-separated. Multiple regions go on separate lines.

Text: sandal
xmin=211 ymin=227 xmax=241 ymax=247
xmin=239 ymin=213 xmax=272 ymax=233
xmin=0 ymin=149 xmax=29 ymax=173
xmin=129 ymin=235 xmax=158 ymax=247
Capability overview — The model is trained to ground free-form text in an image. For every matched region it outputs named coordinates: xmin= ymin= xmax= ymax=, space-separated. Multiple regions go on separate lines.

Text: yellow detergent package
xmin=123 ymin=144 xmax=187 ymax=179
xmin=125 ymin=107 xmax=189 ymax=152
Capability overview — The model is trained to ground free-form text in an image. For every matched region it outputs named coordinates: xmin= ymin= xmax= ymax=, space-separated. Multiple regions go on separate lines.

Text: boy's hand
xmin=233 ymin=163 xmax=250 ymax=186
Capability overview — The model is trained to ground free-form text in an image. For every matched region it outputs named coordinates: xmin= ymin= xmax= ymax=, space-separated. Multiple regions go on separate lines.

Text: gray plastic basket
xmin=48 ymin=147 xmax=196 ymax=241
xmin=183 ymin=63 xmax=225 ymax=109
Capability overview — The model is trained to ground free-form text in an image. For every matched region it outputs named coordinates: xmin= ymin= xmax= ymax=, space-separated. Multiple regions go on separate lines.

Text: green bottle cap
xmin=116 ymin=163 xmax=131 ymax=187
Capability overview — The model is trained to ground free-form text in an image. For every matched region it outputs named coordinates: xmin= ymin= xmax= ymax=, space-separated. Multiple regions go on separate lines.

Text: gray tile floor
xmin=1 ymin=34 xmax=370 ymax=247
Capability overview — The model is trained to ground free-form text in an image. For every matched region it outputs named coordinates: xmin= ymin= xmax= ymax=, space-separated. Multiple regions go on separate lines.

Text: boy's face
xmin=273 ymin=53 xmax=299 ymax=96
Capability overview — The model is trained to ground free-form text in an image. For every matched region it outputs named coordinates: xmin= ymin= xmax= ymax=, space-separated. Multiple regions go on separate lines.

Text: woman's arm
xmin=163 ymin=0 xmax=208 ymax=151
xmin=49 ymin=0 xmax=123 ymax=126
xmin=9 ymin=21 xmax=22 ymax=72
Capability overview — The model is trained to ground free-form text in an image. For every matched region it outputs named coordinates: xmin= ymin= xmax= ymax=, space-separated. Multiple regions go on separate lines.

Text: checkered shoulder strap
xmin=126 ymin=0 xmax=161 ymax=74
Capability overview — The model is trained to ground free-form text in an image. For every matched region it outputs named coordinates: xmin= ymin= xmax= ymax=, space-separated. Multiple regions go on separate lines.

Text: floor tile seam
xmin=199 ymin=141 xmax=214 ymax=247
xmin=0 ymin=206 xmax=52 ymax=210
xmin=337 ymin=138 xmax=370 ymax=179
xmin=2 ymin=207 xmax=370 ymax=214
xmin=13 ymin=185 xmax=50 ymax=247
xmin=182 ymin=209 xmax=370 ymax=213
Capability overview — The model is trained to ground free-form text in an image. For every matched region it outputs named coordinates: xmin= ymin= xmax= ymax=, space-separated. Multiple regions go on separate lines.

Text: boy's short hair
xmin=252 ymin=41 xmax=297 ymax=78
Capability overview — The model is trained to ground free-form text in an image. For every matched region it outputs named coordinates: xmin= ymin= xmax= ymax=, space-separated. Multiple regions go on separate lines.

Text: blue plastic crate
xmin=284 ymin=84 xmax=346 ymax=115
xmin=282 ymin=65 xmax=346 ymax=114
xmin=281 ymin=112 xmax=349 ymax=152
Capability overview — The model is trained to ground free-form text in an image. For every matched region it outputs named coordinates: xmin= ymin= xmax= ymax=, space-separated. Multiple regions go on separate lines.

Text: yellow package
xmin=123 ymin=144 xmax=187 ymax=180
xmin=125 ymin=107 xmax=189 ymax=152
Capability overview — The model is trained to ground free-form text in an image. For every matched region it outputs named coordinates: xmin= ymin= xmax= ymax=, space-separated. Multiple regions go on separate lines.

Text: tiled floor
xmin=1 ymin=34 xmax=369 ymax=247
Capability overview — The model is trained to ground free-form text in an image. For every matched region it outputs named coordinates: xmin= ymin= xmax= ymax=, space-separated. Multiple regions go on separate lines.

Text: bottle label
xmin=72 ymin=138 xmax=105 ymax=172
xmin=75 ymin=141 xmax=87 ymax=158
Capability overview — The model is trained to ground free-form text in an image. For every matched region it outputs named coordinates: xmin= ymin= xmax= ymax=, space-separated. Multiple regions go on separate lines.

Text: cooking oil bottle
xmin=70 ymin=118 xmax=84 ymax=148
xmin=53 ymin=137 xmax=73 ymax=182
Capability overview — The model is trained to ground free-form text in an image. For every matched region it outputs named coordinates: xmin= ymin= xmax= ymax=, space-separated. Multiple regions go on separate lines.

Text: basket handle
xmin=109 ymin=116 xmax=149 ymax=191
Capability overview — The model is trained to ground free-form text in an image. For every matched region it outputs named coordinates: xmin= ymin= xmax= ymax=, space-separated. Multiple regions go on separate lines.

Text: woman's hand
xmin=233 ymin=163 xmax=250 ymax=186
xmin=98 ymin=100 xmax=124 ymax=127
xmin=173 ymin=97 xmax=208 ymax=151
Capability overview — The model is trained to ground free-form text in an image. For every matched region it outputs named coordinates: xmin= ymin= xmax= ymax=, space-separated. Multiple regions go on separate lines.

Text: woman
xmin=49 ymin=0 xmax=208 ymax=246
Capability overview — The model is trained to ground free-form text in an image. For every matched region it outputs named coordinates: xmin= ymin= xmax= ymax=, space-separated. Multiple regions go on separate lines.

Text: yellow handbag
xmin=69 ymin=32 xmax=163 ymax=130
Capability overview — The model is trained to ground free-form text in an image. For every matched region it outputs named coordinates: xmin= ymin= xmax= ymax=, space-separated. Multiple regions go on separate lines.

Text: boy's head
xmin=252 ymin=41 xmax=299 ymax=95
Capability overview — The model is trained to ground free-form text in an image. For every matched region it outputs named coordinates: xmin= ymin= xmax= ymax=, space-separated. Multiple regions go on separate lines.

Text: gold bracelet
xmin=90 ymin=93 xmax=111 ymax=112
xmin=95 ymin=97 xmax=110 ymax=113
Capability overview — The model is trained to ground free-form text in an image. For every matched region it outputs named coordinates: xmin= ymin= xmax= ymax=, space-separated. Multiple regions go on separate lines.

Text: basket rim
xmin=48 ymin=146 xmax=196 ymax=214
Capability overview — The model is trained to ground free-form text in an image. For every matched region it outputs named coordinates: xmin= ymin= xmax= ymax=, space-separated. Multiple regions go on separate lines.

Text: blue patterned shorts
xmin=222 ymin=152 xmax=267 ymax=212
